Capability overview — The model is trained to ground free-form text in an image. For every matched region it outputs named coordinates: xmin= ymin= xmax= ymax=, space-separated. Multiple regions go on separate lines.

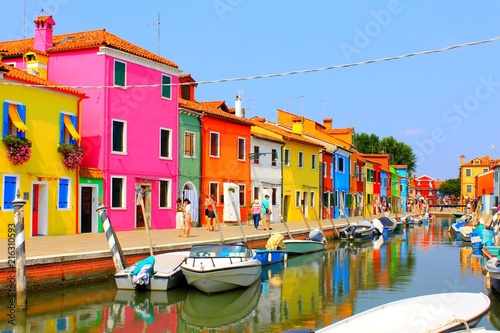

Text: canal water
xmin=0 ymin=217 xmax=498 ymax=332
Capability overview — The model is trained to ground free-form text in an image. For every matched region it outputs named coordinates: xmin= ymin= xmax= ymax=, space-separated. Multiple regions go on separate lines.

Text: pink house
xmin=0 ymin=16 xmax=181 ymax=231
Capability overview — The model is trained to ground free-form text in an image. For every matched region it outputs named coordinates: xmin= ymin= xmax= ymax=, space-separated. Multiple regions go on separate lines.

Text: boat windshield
xmin=189 ymin=244 xmax=249 ymax=258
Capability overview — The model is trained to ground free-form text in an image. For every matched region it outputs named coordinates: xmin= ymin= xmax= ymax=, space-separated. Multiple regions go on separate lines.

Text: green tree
xmin=439 ymin=178 xmax=460 ymax=198
xmin=353 ymin=133 xmax=417 ymax=176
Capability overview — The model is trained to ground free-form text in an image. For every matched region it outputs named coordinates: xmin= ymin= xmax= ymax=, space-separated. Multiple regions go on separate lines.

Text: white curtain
xmin=184 ymin=189 xmax=199 ymax=226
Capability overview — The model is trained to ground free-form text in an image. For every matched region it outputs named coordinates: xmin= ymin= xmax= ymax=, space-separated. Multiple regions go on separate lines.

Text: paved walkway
xmin=0 ymin=212 xmax=456 ymax=268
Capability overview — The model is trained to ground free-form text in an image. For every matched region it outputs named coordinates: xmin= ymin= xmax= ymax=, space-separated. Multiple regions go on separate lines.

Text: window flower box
xmin=58 ymin=143 xmax=84 ymax=170
xmin=2 ymin=134 xmax=32 ymax=165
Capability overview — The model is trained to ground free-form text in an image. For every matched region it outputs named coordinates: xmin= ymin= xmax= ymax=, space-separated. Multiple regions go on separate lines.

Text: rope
xmin=2 ymin=36 xmax=500 ymax=90
xmin=425 ymin=316 xmax=471 ymax=333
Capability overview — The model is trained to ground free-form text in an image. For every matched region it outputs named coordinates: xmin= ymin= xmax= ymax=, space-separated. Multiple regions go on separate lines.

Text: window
xmin=3 ymin=102 xmax=28 ymax=138
xmin=114 ymin=60 xmax=126 ymax=87
xmin=298 ymin=151 xmax=304 ymax=168
xmin=253 ymin=187 xmax=259 ymax=201
xmin=338 ymin=157 xmax=344 ymax=173
xmin=184 ymin=131 xmax=195 ymax=157
xmin=483 ymin=168 xmax=489 ymax=173
xmin=330 ymin=163 xmax=334 ymax=179
xmin=253 ymin=146 xmax=260 ymax=164
xmin=238 ymin=184 xmax=246 ymax=206
xmin=311 ymin=154 xmax=316 ymax=170
xmin=271 ymin=149 xmax=277 ymax=167
xmin=295 ymin=191 xmax=301 ymax=207
xmin=2 ymin=175 xmax=18 ymax=210
xmin=210 ymin=132 xmax=220 ymax=157
xmin=112 ymin=120 xmax=126 ymax=153
xmin=284 ymin=149 xmax=290 ymax=166
xmin=272 ymin=188 xmax=277 ymax=205
xmin=161 ymin=74 xmax=172 ymax=99
xmin=465 ymin=168 xmax=472 ymax=177
xmin=111 ymin=177 xmax=126 ymax=208
xmin=59 ymin=113 xmax=80 ymax=145
xmin=466 ymin=185 xmax=472 ymax=193
xmin=238 ymin=138 xmax=246 ymax=161
xmin=310 ymin=191 xmax=315 ymax=207
xmin=332 ymin=156 xmax=336 ymax=172
xmin=58 ymin=178 xmax=70 ymax=209
xmin=323 ymin=162 xmax=327 ymax=178
xmin=209 ymin=182 xmax=219 ymax=203
xmin=159 ymin=179 xmax=171 ymax=208
xmin=160 ymin=128 xmax=171 ymax=159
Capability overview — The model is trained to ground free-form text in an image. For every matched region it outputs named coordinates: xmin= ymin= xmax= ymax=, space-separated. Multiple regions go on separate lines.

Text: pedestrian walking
xmin=175 ymin=198 xmax=185 ymax=237
xmin=261 ymin=194 xmax=272 ymax=230
xmin=251 ymin=199 xmax=262 ymax=230
xmin=183 ymin=198 xmax=192 ymax=238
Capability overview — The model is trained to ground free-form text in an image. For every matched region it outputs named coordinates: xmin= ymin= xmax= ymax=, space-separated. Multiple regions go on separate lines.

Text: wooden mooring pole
xmin=96 ymin=201 xmax=128 ymax=272
xmin=12 ymin=192 xmax=27 ymax=310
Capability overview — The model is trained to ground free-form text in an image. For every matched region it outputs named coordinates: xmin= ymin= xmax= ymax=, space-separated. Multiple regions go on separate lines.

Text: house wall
xmin=0 ymin=80 xmax=81 ymax=238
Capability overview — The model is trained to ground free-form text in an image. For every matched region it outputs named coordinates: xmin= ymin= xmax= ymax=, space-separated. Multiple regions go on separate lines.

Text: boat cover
xmin=131 ymin=256 xmax=155 ymax=287
xmin=266 ymin=233 xmax=285 ymax=250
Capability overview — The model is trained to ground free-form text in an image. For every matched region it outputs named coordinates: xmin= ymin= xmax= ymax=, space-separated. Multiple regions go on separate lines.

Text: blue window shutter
xmin=70 ymin=115 xmax=77 ymax=145
xmin=59 ymin=179 xmax=69 ymax=209
xmin=3 ymin=101 xmax=9 ymax=138
xmin=17 ymin=105 xmax=26 ymax=139
xmin=60 ymin=113 xmax=65 ymax=144
xmin=3 ymin=176 xmax=17 ymax=209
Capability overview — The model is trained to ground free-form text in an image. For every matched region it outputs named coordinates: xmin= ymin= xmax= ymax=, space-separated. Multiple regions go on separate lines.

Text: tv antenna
xmin=147 ymin=13 xmax=161 ymax=55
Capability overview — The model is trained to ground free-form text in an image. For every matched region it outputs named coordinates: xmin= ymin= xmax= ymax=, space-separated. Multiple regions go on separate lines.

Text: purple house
xmin=0 ymin=16 xmax=181 ymax=232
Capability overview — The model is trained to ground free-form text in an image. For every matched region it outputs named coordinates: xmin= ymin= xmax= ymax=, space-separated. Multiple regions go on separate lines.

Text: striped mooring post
xmin=96 ymin=203 xmax=127 ymax=272
xmin=12 ymin=193 xmax=27 ymax=310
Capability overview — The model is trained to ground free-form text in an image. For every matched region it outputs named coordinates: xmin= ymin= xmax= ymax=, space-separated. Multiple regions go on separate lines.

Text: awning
xmin=64 ymin=115 xmax=81 ymax=140
xmin=8 ymin=104 xmax=28 ymax=132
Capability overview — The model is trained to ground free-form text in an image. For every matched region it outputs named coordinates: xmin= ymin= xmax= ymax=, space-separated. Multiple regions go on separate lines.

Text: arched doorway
xmin=182 ymin=182 xmax=199 ymax=227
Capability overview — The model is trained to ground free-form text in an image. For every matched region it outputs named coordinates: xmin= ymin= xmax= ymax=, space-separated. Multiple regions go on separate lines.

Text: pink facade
xmin=6 ymin=17 xmax=181 ymax=231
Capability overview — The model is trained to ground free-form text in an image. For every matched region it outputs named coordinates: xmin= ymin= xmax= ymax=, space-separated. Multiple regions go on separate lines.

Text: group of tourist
xmin=175 ymin=198 xmax=193 ymax=238
xmin=176 ymin=193 xmax=273 ymax=235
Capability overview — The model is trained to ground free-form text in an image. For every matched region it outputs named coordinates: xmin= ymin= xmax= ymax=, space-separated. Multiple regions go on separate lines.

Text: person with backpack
xmin=261 ymin=194 xmax=272 ymax=230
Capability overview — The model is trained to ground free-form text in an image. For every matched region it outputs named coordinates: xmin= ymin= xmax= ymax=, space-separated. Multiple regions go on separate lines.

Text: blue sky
xmin=3 ymin=1 xmax=500 ymax=180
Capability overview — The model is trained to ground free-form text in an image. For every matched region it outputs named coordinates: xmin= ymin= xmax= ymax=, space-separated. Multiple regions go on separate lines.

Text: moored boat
xmin=283 ymin=228 xmax=327 ymax=255
xmin=339 ymin=220 xmax=375 ymax=241
xmin=282 ymin=292 xmax=491 ymax=333
xmin=114 ymin=251 xmax=190 ymax=291
xmin=181 ymin=243 xmax=262 ymax=294
xmin=254 ymin=233 xmax=288 ymax=265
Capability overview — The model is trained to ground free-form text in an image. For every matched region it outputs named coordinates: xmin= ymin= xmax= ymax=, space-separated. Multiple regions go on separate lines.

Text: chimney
xmin=460 ymin=155 xmax=465 ymax=166
xmin=235 ymin=93 xmax=245 ymax=118
xmin=24 ymin=51 xmax=49 ymax=79
xmin=323 ymin=118 xmax=332 ymax=129
xmin=34 ymin=15 xmax=56 ymax=53
xmin=291 ymin=116 xmax=303 ymax=135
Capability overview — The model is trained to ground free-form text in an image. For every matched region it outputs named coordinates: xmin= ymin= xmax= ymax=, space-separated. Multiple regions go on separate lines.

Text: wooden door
xmin=80 ymin=187 xmax=92 ymax=233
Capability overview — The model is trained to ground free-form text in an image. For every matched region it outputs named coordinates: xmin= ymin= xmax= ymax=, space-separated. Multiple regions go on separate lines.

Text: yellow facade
xmin=363 ymin=161 xmax=374 ymax=216
xmin=1 ymin=71 xmax=83 ymax=238
xmin=459 ymin=156 xmax=490 ymax=201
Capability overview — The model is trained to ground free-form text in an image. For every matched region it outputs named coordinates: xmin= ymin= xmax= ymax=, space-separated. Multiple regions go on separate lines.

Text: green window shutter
xmin=162 ymin=75 xmax=171 ymax=99
xmin=114 ymin=61 xmax=125 ymax=86
xmin=323 ymin=192 xmax=329 ymax=207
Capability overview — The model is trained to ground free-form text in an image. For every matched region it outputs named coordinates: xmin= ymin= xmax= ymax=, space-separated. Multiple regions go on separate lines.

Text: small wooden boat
xmin=114 ymin=251 xmax=190 ymax=291
xmin=339 ymin=221 xmax=375 ymax=241
xmin=283 ymin=228 xmax=327 ymax=255
xmin=283 ymin=292 xmax=491 ymax=333
xmin=181 ymin=243 xmax=262 ymax=294
xmin=484 ymin=256 xmax=500 ymax=295
xmin=376 ymin=217 xmax=397 ymax=234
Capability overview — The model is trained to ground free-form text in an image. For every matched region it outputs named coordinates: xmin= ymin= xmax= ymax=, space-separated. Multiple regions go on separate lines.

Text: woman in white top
xmin=183 ymin=198 xmax=192 ymax=238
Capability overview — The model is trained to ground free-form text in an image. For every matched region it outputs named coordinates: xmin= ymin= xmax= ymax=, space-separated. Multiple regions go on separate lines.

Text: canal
xmin=0 ymin=217 xmax=498 ymax=332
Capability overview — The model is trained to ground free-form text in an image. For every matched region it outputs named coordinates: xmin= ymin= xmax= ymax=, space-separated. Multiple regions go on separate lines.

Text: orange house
xmin=200 ymin=100 xmax=253 ymax=225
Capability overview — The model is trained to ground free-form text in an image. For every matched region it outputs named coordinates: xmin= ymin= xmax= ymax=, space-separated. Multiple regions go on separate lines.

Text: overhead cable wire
xmin=2 ymin=35 xmax=500 ymax=89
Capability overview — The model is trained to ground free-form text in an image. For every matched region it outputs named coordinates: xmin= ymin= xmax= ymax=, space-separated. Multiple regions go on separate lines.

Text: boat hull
xmin=315 ymin=292 xmax=491 ymax=333
xmin=182 ymin=261 xmax=262 ymax=293
xmin=254 ymin=249 xmax=288 ymax=265
xmin=282 ymin=239 xmax=326 ymax=254
xmin=114 ymin=251 xmax=189 ymax=291
xmin=339 ymin=221 xmax=375 ymax=241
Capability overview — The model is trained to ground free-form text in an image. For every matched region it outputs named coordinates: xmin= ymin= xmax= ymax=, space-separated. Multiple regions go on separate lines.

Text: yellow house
xmin=362 ymin=159 xmax=375 ymax=216
xmin=252 ymin=117 xmax=323 ymax=223
xmin=459 ymin=155 xmax=495 ymax=202
xmin=0 ymin=62 xmax=86 ymax=238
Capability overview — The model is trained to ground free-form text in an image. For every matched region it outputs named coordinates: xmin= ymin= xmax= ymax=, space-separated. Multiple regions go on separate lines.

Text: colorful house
xmin=475 ymin=170 xmax=494 ymax=214
xmin=0 ymin=62 xmax=86 ymax=238
xmin=200 ymin=97 xmax=253 ymax=224
xmin=249 ymin=119 xmax=284 ymax=223
xmin=178 ymin=74 xmax=202 ymax=226
xmin=252 ymin=117 xmax=323 ymax=223
xmin=393 ymin=165 xmax=408 ymax=212
xmin=350 ymin=153 xmax=365 ymax=217
xmin=0 ymin=15 xmax=182 ymax=232
xmin=459 ymin=155 xmax=493 ymax=203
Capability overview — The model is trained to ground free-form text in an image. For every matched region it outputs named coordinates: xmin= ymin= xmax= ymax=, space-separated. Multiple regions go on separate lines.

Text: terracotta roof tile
xmin=180 ymin=98 xmax=253 ymax=126
xmin=1 ymin=63 xmax=86 ymax=96
xmin=0 ymin=29 xmax=178 ymax=68
xmin=250 ymin=118 xmax=323 ymax=147
xmin=79 ymin=167 xmax=104 ymax=179
xmin=325 ymin=127 xmax=355 ymax=135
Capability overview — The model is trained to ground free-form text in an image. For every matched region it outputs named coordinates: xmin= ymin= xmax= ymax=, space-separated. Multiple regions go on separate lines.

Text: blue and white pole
xmin=97 ymin=202 xmax=127 ymax=272
xmin=12 ymin=192 xmax=27 ymax=310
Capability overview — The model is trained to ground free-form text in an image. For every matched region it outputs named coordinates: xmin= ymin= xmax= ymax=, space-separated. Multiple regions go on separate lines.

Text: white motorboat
xmin=181 ymin=243 xmax=262 ymax=293
xmin=291 ymin=292 xmax=491 ymax=333
xmin=114 ymin=251 xmax=190 ymax=291
xmin=283 ymin=228 xmax=327 ymax=255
